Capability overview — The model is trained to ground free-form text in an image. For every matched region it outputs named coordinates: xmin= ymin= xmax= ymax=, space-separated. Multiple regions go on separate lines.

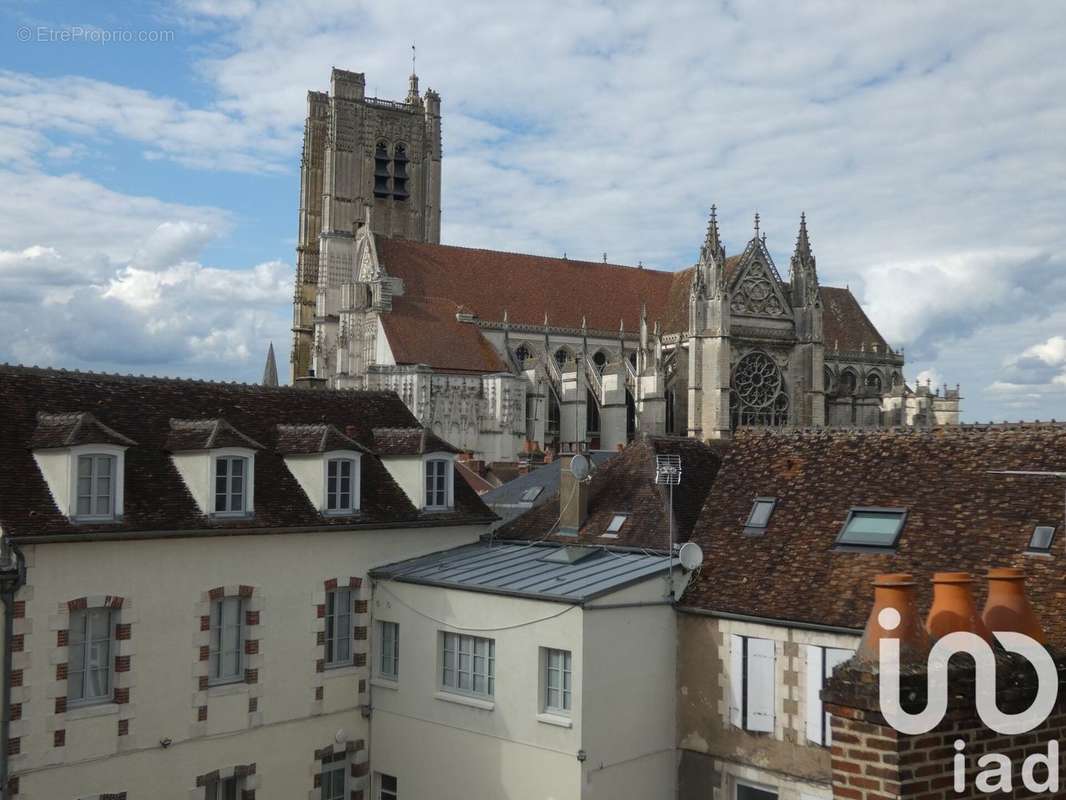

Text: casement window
xmin=326 ymin=457 xmax=357 ymax=514
xmin=320 ymin=751 xmax=348 ymax=800
xmin=205 ymin=775 xmax=242 ymax=800
xmin=729 ymin=634 xmax=775 ymax=733
xmin=325 ymin=588 xmax=353 ymax=667
xmin=805 ymin=645 xmax=856 ymax=746
xmin=543 ymin=647 xmax=572 ymax=713
xmin=214 ymin=455 xmax=249 ymax=514
xmin=68 ymin=607 xmax=113 ymax=705
xmin=75 ymin=454 xmax=116 ymax=519
xmin=424 ymin=458 xmax=451 ymax=510
xmin=378 ymin=621 xmax=399 ymax=680
xmin=441 ymin=632 xmax=494 ymax=698
xmin=378 ymin=773 xmax=398 ymax=800
xmin=209 ymin=596 xmax=244 ymax=684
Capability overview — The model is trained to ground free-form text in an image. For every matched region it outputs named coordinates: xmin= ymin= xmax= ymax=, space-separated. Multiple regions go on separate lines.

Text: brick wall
xmin=823 ymin=654 xmax=1066 ymax=799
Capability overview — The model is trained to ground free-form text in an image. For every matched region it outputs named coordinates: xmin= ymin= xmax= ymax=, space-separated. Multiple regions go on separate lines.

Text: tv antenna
xmin=655 ymin=454 xmax=682 ymax=597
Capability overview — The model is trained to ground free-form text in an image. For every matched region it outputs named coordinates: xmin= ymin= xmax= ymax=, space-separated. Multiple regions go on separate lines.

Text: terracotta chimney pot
xmin=926 ymin=572 xmax=993 ymax=643
xmin=855 ymin=573 xmax=930 ymax=664
xmin=982 ymin=567 xmax=1046 ymax=644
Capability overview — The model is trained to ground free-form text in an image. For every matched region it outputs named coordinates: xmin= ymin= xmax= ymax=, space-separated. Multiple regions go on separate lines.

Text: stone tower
xmin=291 ymin=67 xmax=442 ymax=382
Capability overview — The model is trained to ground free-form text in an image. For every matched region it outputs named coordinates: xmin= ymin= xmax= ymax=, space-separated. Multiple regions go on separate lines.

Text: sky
xmin=0 ymin=1 xmax=1064 ymax=423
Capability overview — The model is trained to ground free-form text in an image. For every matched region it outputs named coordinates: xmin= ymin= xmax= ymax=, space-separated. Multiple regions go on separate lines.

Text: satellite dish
xmin=570 ymin=453 xmax=591 ymax=481
xmin=678 ymin=542 xmax=704 ymax=571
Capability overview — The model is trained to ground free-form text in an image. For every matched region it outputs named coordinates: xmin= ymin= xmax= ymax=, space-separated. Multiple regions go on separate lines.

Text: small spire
xmin=603 ymin=252 xmax=607 ymax=263
xmin=406 ymin=44 xmax=420 ymax=104
xmin=581 ymin=315 xmax=587 ymax=331
xmin=700 ymin=204 xmax=725 ymax=266
xmin=544 ymin=312 xmax=549 ymax=327
xmin=753 ymin=211 xmax=760 ymax=238
xmin=503 ymin=308 xmax=509 ymax=324
xmin=261 ymin=342 xmax=279 ymax=387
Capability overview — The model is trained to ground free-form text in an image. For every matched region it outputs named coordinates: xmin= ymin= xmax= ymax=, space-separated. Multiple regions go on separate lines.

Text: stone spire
xmin=700 ymin=205 xmax=726 ymax=267
xmin=406 ymin=45 xmax=421 ymax=105
xmin=789 ymin=212 xmax=819 ymax=306
xmin=262 ymin=342 xmax=279 ymax=387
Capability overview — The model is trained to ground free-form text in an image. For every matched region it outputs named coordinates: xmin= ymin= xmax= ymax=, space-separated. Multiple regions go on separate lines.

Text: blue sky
xmin=1 ymin=1 xmax=1064 ymax=422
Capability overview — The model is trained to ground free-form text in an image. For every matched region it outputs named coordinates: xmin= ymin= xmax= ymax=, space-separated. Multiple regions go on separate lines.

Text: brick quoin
xmin=824 ymin=653 xmax=1066 ymax=799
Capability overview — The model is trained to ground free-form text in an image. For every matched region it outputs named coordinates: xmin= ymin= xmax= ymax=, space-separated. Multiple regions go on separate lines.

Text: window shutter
xmin=729 ymin=634 xmax=744 ymax=728
xmin=745 ymin=637 xmax=775 ymax=733
xmin=823 ymin=648 xmax=855 ymax=746
xmin=805 ymin=645 xmax=824 ymax=745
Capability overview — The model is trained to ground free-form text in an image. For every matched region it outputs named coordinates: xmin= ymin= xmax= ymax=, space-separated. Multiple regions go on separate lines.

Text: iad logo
xmin=877 ymin=607 xmax=1061 ymax=794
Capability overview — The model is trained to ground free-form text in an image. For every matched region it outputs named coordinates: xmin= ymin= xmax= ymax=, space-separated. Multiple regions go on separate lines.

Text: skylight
xmin=541 ymin=546 xmax=600 ymax=565
xmin=836 ymin=508 xmax=907 ymax=550
xmin=521 ymin=486 xmax=543 ymax=503
xmin=1028 ymin=525 xmax=1057 ymax=554
xmin=743 ymin=498 xmax=776 ymax=536
xmin=606 ymin=514 xmax=628 ymax=533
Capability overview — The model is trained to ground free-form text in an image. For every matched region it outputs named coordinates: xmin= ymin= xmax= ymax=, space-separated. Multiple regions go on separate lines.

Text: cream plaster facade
xmin=3 ymin=524 xmax=483 ymax=799
xmin=368 ymin=569 xmax=684 ymax=800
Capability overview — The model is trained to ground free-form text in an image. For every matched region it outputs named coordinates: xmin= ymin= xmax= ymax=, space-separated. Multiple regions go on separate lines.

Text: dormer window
xmin=214 ymin=455 xmax=249 ymax=515
xmin=326 ymin=457 xmax=358 ymax=514
xmin=76 ymin=454 xmax=117 ymax=519
xmin=425 ymin=457 xmax=452 ymax=510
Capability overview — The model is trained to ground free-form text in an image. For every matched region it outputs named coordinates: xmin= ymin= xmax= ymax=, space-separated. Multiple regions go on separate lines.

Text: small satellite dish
xmin=570 ymin=453 xmax=591 ymax=481
xmin=678 ymin=542 xmax=704 ymax=571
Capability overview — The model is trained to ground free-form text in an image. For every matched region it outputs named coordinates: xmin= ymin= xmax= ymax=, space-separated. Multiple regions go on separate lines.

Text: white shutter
xmin=729 ymin=634 xmax=744 ymax=728
xmin=823 ymin=648 xmax=855 ymax=746
xmin=805 ymin=645 xmax=824 ymax=745
xmin=746 ymin=637 xmax=775 ymax=733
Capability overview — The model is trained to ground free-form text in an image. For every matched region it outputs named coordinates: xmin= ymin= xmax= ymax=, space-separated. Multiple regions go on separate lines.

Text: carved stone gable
xmin=729 ymin=258 xmax=790 ymax=317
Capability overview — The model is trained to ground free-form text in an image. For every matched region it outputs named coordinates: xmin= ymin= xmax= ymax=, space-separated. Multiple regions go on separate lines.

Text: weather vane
xmin=412 ymin=44 xmax=416 ymax=73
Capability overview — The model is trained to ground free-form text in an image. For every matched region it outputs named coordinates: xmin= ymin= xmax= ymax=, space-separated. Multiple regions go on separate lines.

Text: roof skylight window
xmin=1028 ymin=525 xmax=1057 ymax=554
xmin=743 ymin=498 xmax=776 ymax=536
xmin=835 ymin=508 xmax=907 ymax=550
xmin=605 ymin=514 xmax=628 ymax=534
xmin=521 ymin=486 xmax=543 ymax=503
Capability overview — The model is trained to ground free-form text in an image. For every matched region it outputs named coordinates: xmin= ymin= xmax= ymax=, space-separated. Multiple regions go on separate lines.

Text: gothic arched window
xmin=730 ymin=351 xmax=789 ymax=429
xmin=892 ymin=371 xmax=903 ymax=388
xmin=392 ymin=143 xmax=409 ymax=201
xmin=373 ymin=141 xmax=390 ymax=198
xmin=823 ymin=367 xmax=834 ymax=393
xmin=839 ymin=369 xmax=857 ymax=395
xmin=514 ymin=344 xmax=531 ymax=366
xmin=592 ymin=351 xmax=608 ymax=373
xmin=865 ymin=372 xmax=883 ymax=394
xmin=554 ymin=348 xmax=571 ymax=369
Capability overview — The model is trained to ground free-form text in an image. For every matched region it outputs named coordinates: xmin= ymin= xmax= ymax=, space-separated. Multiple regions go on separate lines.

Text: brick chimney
xmin=824 ymin=572 xmax=1066 ymax=799
xmin=558 ymin=454 xmax=589 ymax=536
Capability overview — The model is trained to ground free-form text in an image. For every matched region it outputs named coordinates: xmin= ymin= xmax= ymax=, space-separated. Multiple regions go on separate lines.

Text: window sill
xmin=323 ymin=664 xmax=363 ymax=679
xmin=370 ymin=677 xmax=399 ymax=691
xmin=537 ymin=712 xmax=572 ymax=729
xmin=65 ymin=702 xmax=119 ymax=721
xmin=434 ymin=690 xmax=494 ymax=711
xmin=207 ymin=681 xmax=249 ymax=697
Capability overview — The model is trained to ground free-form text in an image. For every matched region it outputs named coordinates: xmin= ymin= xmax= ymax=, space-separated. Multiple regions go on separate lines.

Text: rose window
xmin=730 ymin=351 xmax=789 ymax=429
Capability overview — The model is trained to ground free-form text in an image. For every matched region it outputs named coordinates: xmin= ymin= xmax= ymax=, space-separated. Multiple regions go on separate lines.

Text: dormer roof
xmin=166 ymin=418 xmax=265 ymax=452
xmin=31 ymin=411 xmax=138 ymax=449
xmin=371 ymin=427 xmax=461 ymax=456
xmin=276 ymin=424 xmax=371 ymax=455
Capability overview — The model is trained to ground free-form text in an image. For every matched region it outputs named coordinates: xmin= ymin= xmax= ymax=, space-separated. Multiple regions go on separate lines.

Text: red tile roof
xmin=375 ymin=237 xmax=892 ymax=371
xmin=680 ymin=426 xmax=1066 ymax=646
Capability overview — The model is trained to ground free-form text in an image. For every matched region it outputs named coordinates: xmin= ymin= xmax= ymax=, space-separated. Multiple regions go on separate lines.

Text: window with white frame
xmin=542 ymin=647 xmax=572 ymax=713
xmin=805 ymin=644 xmax=855 ymax=746
xmin=75 ymin=454 xmax=116 ymax=519
xmin=320 ymin=750 xmax=348 ymax=800
xmin=68 ymin=606 xmax=113 ymax=705
xmin=205 ymin=775 xmax=242 ymax=800
xmin=326 ymin=457 xmax=358 ymax=513
xmin=378 ymin=620 xmax=398 ymax=680
xmin=729 ymin=634 xmax=775 ymax=733
xmin=209 ymin=596 xmax=244 ymax=684
xmin=441 ymin=632 xmax=494 ymax=697
xmin=214 ymin=455 xmax=249 ymax=514
xmin=325 ymin=588 xmax=353 ymax=667
xmin=378 ymin=773 xmax=398 ymax=800
xmin=424 ymin=458 xmax=452 ymax=510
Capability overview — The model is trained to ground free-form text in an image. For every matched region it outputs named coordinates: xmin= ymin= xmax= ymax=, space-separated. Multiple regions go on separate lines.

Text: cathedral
xmin=291 ymin=68 xmax=960 ymax=462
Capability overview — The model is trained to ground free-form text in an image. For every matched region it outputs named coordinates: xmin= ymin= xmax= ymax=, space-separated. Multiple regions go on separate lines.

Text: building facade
xmin=290 ymin=68 xmax=960 ymax=463
xmin=0 ymin=365 xmax=494 ymax=799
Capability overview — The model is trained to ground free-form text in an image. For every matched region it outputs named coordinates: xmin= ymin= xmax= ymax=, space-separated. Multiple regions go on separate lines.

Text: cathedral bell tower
xmin=291 ymin=66 xmax=443 ymax=383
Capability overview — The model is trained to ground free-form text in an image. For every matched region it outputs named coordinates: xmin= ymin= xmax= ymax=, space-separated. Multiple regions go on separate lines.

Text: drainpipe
xmin=0 ymin=541 xmax=26 ymax=800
